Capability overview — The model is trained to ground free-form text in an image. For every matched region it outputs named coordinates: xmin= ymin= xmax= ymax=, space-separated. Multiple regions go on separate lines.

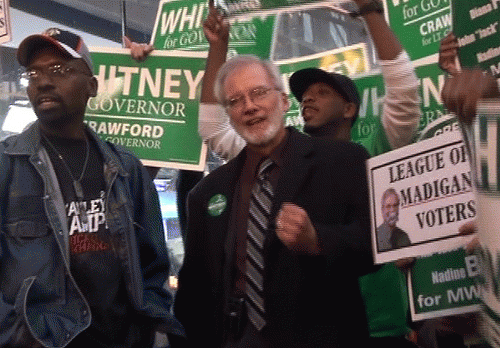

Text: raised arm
xmin=353 ymin=0 xmax=401 ymax=60
xmin=354 ymin=0 xmax=420 ymax=151
xmin=200 ymin=3 xmax=229 ymax=104
xmin=197 ymin=3 xmax=246 ymax=161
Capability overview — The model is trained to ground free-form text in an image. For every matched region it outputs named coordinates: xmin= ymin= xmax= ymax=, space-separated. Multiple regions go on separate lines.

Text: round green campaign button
xmin=207 ymin=194 xmax=227 ymax=216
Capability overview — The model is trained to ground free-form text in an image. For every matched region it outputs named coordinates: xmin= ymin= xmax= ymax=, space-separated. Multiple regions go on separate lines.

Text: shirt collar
xmin=245 ymin=128 xmax=289 ymax=171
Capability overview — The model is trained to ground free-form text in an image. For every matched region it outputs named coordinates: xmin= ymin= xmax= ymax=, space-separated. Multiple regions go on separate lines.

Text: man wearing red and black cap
xmin=17 ymin=28 xmax=94 ymax=75
xmin=0 ymin=28 xmax=183 ymax=347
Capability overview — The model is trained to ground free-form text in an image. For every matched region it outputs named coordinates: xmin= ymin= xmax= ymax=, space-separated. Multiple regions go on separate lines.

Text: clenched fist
xmin=276 ymin=202 xmax=320 ymax=254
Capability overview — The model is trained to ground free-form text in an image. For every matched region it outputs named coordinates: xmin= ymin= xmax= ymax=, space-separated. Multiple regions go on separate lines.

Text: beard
xmin=386 ymin=211 xmax=399 ymax=226
xmin=231 ymin=117 xmax=282 ymax=147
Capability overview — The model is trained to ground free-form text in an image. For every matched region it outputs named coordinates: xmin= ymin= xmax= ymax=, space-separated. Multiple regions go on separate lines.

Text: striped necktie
xmin=246 ymin=158 xmax=274 ymax=331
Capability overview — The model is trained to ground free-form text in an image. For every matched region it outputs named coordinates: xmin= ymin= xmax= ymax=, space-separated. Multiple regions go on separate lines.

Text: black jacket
xmin=174 ymin=128 xmax=374 ymax=347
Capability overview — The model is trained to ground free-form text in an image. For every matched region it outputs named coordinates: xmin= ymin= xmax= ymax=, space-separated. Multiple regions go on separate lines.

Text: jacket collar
xmin=3 ymin=121 xmax=129 ymax=177
xmin=270 ymin=127 xmax=314 ymax=213
xmin=229 ymin=127 xmax=314 ymax=170
xmin=3 ymin=121 xmax=41 ymax=156
xmin=226 ymin=127 xmax=315 ymax=225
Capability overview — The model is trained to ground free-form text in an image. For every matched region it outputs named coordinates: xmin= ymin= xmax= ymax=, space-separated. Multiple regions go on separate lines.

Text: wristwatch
xmin=350 ymin=0 xmax=384 ymax=17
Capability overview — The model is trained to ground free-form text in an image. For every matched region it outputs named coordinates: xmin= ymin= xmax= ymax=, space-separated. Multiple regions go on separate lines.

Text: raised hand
xmin=123 ymin=36 xmax=154 ymax=62
xmin=441 ymin=69 xmax=499 ymax=124
xmin=438 ymin=32 xmax=460 ymax=75
xmin=203 ymin=1 xmax=230 ymax=46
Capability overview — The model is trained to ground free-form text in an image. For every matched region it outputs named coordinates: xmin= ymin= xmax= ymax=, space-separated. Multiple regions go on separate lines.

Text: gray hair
xmin=214 ymin=55 xmax=285 ymax=104
xmin=381 ymin=188 xmax=399 ymax=206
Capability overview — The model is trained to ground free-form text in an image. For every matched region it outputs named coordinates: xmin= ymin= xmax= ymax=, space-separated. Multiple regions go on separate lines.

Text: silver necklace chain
xmin=42 ymin=133 xmax=90 ymax=225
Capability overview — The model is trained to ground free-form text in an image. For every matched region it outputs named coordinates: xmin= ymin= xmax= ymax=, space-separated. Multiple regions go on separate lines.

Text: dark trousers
xmin=368 ymin=336 xmax=419 ymax=348
xmin=224 ymin=322 xmax=271 ymax=348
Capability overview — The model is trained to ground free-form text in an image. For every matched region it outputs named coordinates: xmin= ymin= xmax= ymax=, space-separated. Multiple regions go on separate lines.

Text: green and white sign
xmin=353 ymin=58 xmax=447 ymax=143
xmin=386 ymin=0 xmax=452 ymax=61
xmin=413 ymin=60 xmax=448 ymax=136
xmin=214 ymin=0 xmax=348 ymax=18
xmin=465 ymin=101 xmax=500 ymax=346
xmin=86 ymin=48 xmax=208 ymax=170
xmin=150 ymin=0 xmax=275 ymax=58
xmin=408 ymin=104 xmax=478 ymax=322
xmin=408 ymin=248 xmax=481 ymax=321
xmin=452 ymin=0 xmax=500 ymax=78
xmin=417 ymin=113 xmax=459 ymax=142
xmin=145 ymin=0 xmax=457 ymax=169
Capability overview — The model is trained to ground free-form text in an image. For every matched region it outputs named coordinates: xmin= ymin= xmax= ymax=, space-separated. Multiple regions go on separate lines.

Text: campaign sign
xmin=452 ymin=0 xmax=500 ymax=78
xmin=86 ymin=48 xmax=207 ymax=170
xmin=413 ymin=60 xmax=449 ymax=136
xmin=462 ymin=100 xmax=500 ymax=347
xmin=150 ymin=0 xmax=275 ymax=58
xmin=408 ymin=248 xmax=481 ymax=321
xmin=386 ymin=0 xmax=452 ymax=61
xmin=367 ymin=130 xmax=476 ymax=264
xmin=213 ymin=0 xmax=349 ymax=18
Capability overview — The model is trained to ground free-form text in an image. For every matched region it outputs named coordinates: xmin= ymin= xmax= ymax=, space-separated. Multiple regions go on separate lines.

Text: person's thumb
xmin=122 ymin=36 xmax=132 ymax=48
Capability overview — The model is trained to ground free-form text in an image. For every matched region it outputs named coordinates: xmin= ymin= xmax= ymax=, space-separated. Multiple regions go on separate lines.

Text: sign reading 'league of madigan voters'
xmin=452 ymin=0 xmax=500 ymax=78
xmin=367 ymin=130 xmax=476 ymax=264
xmin=86 ymin=48 xmax=207 ymax=170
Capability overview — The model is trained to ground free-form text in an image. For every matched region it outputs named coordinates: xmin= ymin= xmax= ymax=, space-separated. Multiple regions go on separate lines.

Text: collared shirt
xmin=230 ymin=130 xmax=289 ymax=297
xmin=376 ymin=221 xmax=411 ymax=252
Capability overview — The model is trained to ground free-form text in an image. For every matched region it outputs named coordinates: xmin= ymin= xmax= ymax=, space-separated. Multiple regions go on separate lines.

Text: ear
xmin=88 ymin=76 xmax=98 ymax=98
xmin=343 ymin=102 xmax=357 ymax=121
xmin=281 ymin=92 xmax=290 ymax=113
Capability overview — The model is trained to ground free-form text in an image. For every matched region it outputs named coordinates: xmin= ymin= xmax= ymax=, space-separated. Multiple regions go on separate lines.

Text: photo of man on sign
xmin=377 ymin=188 xmax=411 ymax=252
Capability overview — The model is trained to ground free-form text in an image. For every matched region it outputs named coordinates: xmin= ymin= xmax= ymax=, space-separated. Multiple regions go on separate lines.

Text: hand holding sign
xmin=441 ymin=69 xmax=500 ymax=124
xmin=123 ymin=36 xmax=154 ymax=62
xmin=438 ymin=32 xmax=460 ymax=75
xmin=204 ymin=0 xmax=230 ymax=47
xmin=458 ymin=220 xmax=479 ymax=254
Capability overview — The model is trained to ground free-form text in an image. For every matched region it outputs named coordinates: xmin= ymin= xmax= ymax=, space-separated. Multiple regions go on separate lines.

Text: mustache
xmin=35 ymin=94 xmax=62 ymax=106
xmin=387 ymin=211 xmax=398 ymax=224
xmin=301 ymin=104 xmax=318 ymax=112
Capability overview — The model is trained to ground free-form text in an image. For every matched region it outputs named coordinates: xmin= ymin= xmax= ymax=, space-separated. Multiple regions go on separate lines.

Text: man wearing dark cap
xmin=288 ymin=68 xmax=361 ymax=139
xmin=197 ymin=1 xmax=420 ymax=346
xmin=0 ymin=28 xmax=183 ymax=347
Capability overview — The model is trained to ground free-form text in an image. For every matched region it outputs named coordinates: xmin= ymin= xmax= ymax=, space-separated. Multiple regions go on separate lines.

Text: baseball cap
xmin=289 ymin=68 xmax=360 ymax=107
xmin=17 ymin=28 xmax=93 ymax=72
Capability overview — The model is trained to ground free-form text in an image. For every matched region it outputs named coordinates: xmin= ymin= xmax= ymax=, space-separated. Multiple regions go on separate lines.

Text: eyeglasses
xmin=224 ymin=86 xmax=280 ymax=111
xmin=21 ymin=64 xmax=93 ymax=82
